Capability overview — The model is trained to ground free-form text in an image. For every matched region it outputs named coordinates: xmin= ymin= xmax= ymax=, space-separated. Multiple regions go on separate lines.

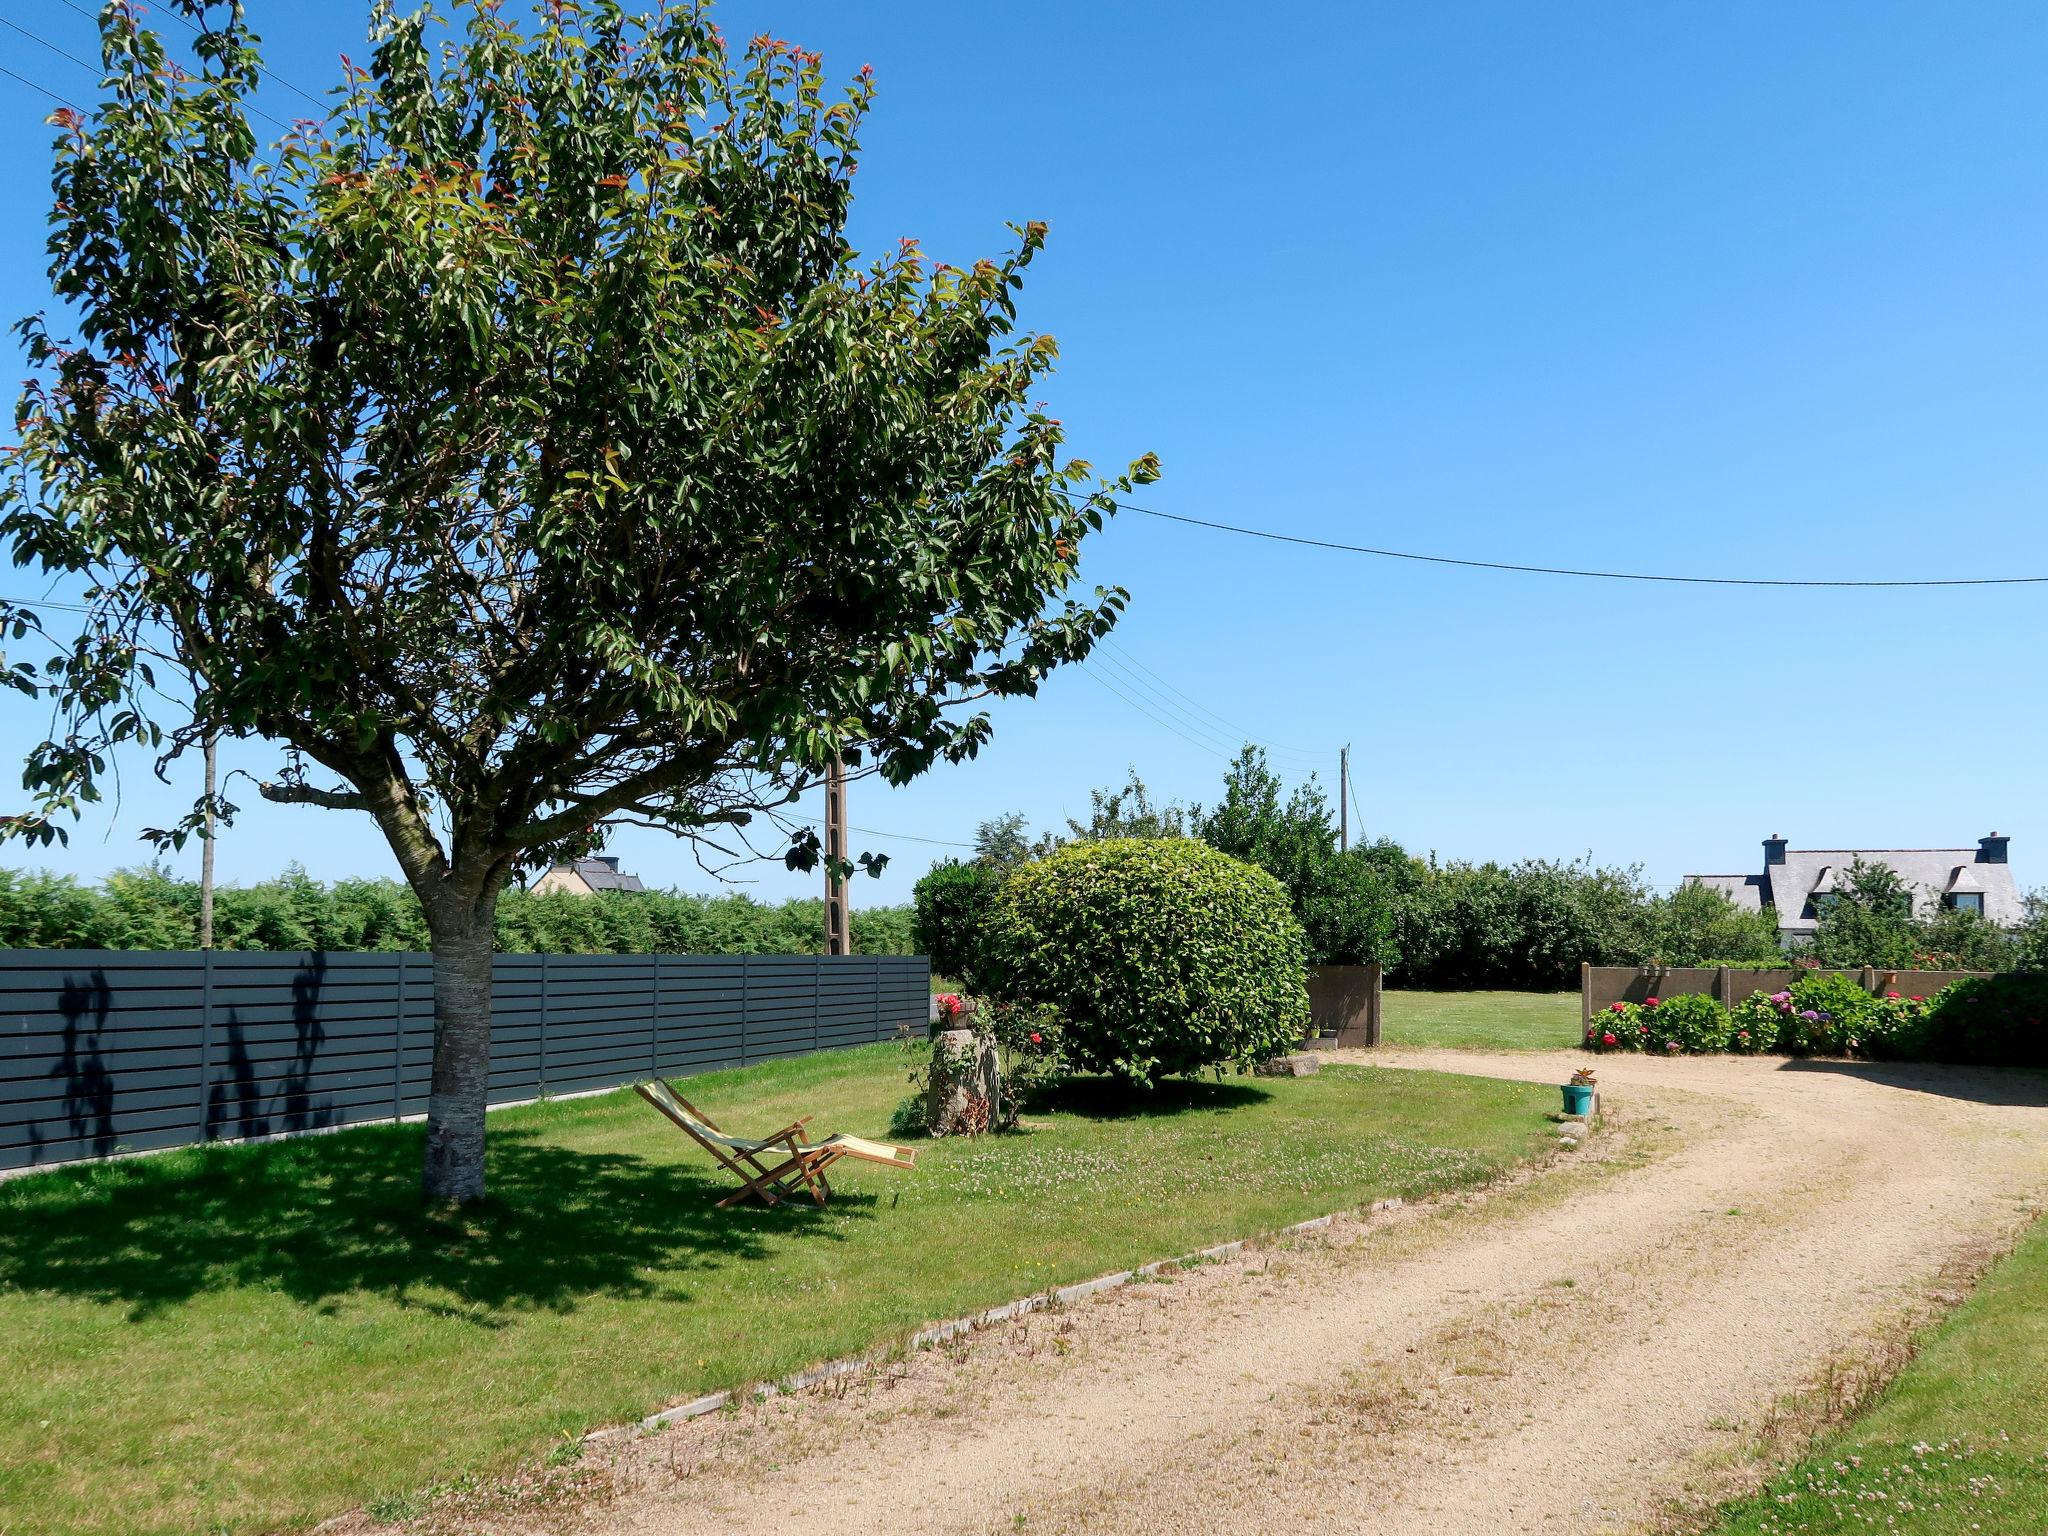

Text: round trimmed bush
xmin=985 ymin=838 xmax=1309 ymax=1086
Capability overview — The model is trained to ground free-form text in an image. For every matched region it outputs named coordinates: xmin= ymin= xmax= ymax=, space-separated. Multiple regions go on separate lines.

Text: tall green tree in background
xmin=1196 ymin=747 xmax=1396 ymax=965
xmin=0 ymin=0 xmax=1154 ymax=1203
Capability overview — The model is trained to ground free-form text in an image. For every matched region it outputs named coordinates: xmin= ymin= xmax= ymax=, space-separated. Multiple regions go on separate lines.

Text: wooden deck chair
xmin=634 ymin=1077 xmax=917 ymax=1209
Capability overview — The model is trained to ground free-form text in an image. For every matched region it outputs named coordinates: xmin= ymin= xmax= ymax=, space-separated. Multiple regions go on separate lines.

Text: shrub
xmin=1782 ymin=972 xmax=1875 ymax=1055
xmin=1860 ymin=991 xmax=1937 ymax=1060
xmin=982 ymin=999 xmax=1068 ymax=1105
xmin=910 ymin=860 xmax=1005 ymax=987
xmin=0 ymin=865 xmax=916 ymax=956
xmin=984 ymin=838 xmax=1309 ymax=1086
xmin=1917 ymin=975 xmax=2048 ymax=1068
xmin=1649 ymin=993 xmax=1733 ymax=1053
xmin=1728 ymin=991 xmax=1784 ymax=1054
xmin=1584 ymin=999 xmax=1650 ymax=1052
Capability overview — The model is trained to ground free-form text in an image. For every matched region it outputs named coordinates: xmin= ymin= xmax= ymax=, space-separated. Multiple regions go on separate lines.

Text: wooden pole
xmin=1339 ymin=743 xmax=1349 ymax=852
xmin=824 ymin=757 xmax=849 ymax=956
xmin=199 ymin=733 xmax=218 ymax=950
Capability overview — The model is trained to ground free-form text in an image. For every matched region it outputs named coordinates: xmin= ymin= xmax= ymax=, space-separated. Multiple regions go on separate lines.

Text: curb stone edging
xmin=586 ymin=1195 xmax=1409 ymax=1445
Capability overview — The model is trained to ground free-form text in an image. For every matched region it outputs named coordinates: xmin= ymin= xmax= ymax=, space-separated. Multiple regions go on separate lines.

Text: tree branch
xmin=258 ymin=779 xmax=372 ymax=811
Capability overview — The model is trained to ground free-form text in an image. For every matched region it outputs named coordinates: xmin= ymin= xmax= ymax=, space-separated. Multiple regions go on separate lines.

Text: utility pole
xmin=823 ymin=757 xmax=849 ymax=956
xmin=199 ymin=733 xmax=218 ymax=949
xmin=1339 ymin=743 xmax=1349 ymax=853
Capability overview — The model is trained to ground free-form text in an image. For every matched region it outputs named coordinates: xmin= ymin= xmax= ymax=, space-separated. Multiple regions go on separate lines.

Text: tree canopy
xmin=1 ymin=0 xmax=1154 ymax=1200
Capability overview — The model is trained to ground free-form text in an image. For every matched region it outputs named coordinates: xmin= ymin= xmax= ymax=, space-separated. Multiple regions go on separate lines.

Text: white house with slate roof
xmin=1686 ymin=834 xmax=2021 ymax=946
xmin=531 ymin=854 xmax=648 ymax=897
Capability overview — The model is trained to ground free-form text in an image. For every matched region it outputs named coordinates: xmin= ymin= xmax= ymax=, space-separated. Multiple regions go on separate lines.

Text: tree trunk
xmin=421 ymin=899 xmax=498 ymax=1205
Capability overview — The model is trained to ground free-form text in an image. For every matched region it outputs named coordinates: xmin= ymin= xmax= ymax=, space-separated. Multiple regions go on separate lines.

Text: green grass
xmin=1381 ymin=989 xmax=1582 ymax=1051
xmin=1706 ymin=1214 xmax=2048 ymax=1535
xmin=0 ymin=1045 xmax=1557 ymax=1536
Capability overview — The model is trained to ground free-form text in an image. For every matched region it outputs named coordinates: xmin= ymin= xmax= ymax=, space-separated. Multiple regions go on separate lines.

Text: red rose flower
xmin=1609 ymin=1001 xmax=1626 ymax=1013
xmin=1029 ymin=1031 xmax=1043 ymax=1045
xmin=1601 ymin=1031 xmax=1618 ymax=1046
xmin=1645 ymin=997 xmax=1660 ymax=1007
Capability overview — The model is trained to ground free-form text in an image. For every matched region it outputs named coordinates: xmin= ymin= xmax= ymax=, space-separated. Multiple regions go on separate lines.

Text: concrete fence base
xmin=1580 ymin=962 xmax=1990 ymax=1023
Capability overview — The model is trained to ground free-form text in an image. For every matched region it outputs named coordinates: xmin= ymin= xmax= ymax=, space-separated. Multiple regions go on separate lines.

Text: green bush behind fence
xmin=0 ymin=865 xmax=916 ymax=956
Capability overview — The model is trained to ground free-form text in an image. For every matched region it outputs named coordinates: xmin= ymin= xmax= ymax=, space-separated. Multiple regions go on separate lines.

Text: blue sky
xmin=2 ymin=0 xmax=2045 ymax=908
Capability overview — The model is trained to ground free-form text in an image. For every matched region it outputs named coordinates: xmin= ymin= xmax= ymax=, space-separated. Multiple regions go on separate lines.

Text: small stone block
xmin=1255 ymin=1053 xmax=1321 ymax=1078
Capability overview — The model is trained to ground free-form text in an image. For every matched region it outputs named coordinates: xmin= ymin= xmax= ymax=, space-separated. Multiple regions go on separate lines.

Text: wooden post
xmin=823 ymin=757 xmax=849 ymax=957
xmin=198 ymin=733 xmax=218 ymax=949
xmin=1338 ymin=744 xmax=1349 ymax=852
xmin=1580 ymin=961 xmax=1591 ymax=1025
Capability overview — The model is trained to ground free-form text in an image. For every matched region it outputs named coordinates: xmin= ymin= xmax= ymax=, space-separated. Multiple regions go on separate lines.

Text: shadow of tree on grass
xmin=0 ymin=1123 xmax=872 ymax=1322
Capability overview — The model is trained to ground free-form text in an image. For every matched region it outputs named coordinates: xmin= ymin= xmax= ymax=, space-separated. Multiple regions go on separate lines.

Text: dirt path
xmin=441 ymin=1051 xmax=2048 ymax=1536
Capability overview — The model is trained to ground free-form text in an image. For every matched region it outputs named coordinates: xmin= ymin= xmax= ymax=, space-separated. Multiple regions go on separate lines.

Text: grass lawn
xmin=1381 ymin=989 xmax=1582 ymax=1051
xmin=0 ymin=1044 xmax=1556 ymax=1536
xmin=1706 ymin=1214 xmax=2048 ymax=1534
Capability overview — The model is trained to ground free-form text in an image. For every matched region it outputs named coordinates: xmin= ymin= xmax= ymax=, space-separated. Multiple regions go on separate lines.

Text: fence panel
xmin=1580 ymin=962 xmax=1992 ymax=1022
xmin=0 ymin=949 xmax=928 ymax=1171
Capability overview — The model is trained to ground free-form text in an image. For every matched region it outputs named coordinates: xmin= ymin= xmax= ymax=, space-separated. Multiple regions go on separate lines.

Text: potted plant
xmin=1562 ymin=1065 xmax=1597 ymax=1117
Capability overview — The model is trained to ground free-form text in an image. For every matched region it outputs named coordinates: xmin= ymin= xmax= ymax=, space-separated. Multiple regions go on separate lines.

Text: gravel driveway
xmin=444 ymin=1050 xmax=2048 ymax=1536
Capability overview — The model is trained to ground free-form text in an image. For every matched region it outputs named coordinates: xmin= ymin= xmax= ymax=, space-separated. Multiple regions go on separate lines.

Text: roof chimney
xmin=1763 ymin=833 xmax=1788 ymax=867
xmin=1977 ymin=832 xmax=2009 ymax=865
xmin=595 ymin=854 xmax=621 ymax=872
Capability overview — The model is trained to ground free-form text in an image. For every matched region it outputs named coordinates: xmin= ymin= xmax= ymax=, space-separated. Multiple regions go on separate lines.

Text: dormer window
xmin=1946 ymin=864 xmax=1988 ymax=916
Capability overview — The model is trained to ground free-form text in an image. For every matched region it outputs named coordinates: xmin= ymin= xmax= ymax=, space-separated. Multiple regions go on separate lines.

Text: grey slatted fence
xmin=0 ymin=950 xmax=929 ymax=1171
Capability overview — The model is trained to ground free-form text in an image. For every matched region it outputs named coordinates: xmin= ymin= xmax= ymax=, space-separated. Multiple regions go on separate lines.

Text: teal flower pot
xmin=1561 ymin=1083 xmax=1595 ymax=1117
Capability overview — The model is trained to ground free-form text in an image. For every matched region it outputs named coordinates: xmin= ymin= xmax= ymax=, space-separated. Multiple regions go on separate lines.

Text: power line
xmin=0 ymin=61 xmax=76 ymax=108
xmin=41 ymin=1 xmax=307 ymax=130
xmin=1070 ymin=489 xmax=2048 ymax=588
xmin=0 ymin=14 xmax=98 ymax=77
xmin=783 ymin=814 xmax=973 ymax=850
xmin=1086 ymin=647 xmax=1318 ymax=768
xmin=1072 ymin=662 xmax=1252 ymax=764
xmin=1095 ymin=635 xmax=1323 ymax=762
xmin=84 ymin=0 xmax=334 ymax=114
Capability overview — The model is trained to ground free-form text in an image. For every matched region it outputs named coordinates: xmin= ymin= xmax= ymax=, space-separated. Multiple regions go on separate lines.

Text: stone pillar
xmin=925 ymin=1028 xmax=1002 ymax=1137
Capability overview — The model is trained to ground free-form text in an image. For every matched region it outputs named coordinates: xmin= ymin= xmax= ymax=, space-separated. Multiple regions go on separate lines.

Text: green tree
xmin=0 ymin=1 xmax=1154 ymax=1202
xmin=1807 ymin=859 xmax=1923 ymax=969
xmin=1646 ymin=881 xmax=1782 ymax=965
xmin=1059 ymin=767 xmax=1187 ymax=843
xmin=971 ymin=812 xmax=1035 ymax=873
xmin=1195 ymin=747 xmax=1393 ymax=965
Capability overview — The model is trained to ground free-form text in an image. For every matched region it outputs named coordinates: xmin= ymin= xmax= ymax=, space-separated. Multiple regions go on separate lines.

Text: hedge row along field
xmin=1585 ymin=972 xmax=2048 ymax=1068
xmin=0 ymin=866 xmax=917 ymax=956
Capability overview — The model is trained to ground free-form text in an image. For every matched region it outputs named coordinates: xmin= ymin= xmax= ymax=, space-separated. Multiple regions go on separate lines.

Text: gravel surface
xmin=416 ymin=1051 xmax=2048 ymax=1536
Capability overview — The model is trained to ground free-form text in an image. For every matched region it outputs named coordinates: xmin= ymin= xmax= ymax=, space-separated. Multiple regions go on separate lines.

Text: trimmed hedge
xmin=0 ymin=865 xmax=917 ymax=955
xmin=985 ymin=838 xmax=1309 ymax=1086
xmin=1585 ymin=976 xmax=2048 ymax=1069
